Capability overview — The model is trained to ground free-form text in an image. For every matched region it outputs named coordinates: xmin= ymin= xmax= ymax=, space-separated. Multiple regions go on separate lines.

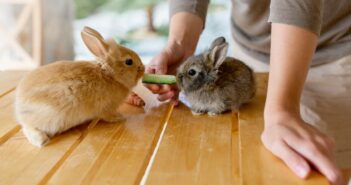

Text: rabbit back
xmin=216 ymin=58 xmax=256 ymax=109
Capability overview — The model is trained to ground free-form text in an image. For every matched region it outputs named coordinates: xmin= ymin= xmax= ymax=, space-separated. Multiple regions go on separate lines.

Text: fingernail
xmin=295 ymin=164 xmax=309 ymax=178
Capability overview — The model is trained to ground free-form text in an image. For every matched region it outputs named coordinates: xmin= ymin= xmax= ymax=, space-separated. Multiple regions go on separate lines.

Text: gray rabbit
xmin=176 ymin=37 xmax=256 ymax=115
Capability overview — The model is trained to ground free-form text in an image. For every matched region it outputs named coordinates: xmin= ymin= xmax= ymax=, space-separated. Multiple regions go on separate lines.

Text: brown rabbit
xmin=15 ymin=27 xmax=145 ymax=147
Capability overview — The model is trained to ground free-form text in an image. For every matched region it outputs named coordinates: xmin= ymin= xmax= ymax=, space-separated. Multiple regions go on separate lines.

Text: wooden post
xmin=0 ymin=0 xmax=43 ymax=70
xmin=32 ymin=0 xmax=43 ymax=66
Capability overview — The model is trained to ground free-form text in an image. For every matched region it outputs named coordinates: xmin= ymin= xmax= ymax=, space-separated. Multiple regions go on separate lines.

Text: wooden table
xmin=0 ymin=71 xmax=332 ymax=185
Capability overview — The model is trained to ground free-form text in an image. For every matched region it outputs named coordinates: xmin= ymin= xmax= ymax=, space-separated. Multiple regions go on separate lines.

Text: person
xmin=144 ymin=1 xmax=351 ymax=184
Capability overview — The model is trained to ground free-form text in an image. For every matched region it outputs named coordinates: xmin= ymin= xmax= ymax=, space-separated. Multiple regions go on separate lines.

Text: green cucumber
xmin=142 ymin=74 xmax=177 ymax=84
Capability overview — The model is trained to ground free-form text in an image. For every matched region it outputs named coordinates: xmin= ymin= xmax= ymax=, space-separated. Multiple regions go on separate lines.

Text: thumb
xmin=146 ymin=53 xmax=169 ymax=74
xmin=146 ymin=61 xmax=167 ymax=74
xmin=155 ymin=61 xmax=167 ymax=74
xmin=154 ymin=53 xmax=168 ymax=74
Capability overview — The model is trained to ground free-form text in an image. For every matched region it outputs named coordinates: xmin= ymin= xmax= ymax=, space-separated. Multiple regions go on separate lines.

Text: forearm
xmin=167 ymin=12 xmax=204 ymax=60
xmin=265 ymin=23 xmax=317 ymax=122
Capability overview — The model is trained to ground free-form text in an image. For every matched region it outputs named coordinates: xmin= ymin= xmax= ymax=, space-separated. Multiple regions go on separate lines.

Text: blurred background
xmin=0 ymin=0 xmax=232 ymax=70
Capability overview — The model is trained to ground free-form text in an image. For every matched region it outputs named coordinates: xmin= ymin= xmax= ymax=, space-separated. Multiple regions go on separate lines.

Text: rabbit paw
xmin=208 ymin=111 xmax=220 ymax=116
xmin=191 ymin=110 xmax=205 ymax=116
xmin=102 ymin=112 xmax=126 ymax=123
xmin=125 ymin=92 xmax=145 ymax=107
xmin=22 ymin=127 xmax=50 ymax=147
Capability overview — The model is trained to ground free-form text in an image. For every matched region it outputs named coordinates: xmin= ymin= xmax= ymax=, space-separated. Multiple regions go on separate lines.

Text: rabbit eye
xmin=125 ymin=59 xmax=133 ymax=66
xmin=188 ymin=69 xmax=196 ymax=76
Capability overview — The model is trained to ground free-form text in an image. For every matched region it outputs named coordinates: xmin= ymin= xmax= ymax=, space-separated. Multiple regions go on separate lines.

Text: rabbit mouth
xmin=176 ymin=73 xmax=183 ymax=85
xmin=136 ymin=72 xmax=144 ymax=80
xmin=137 ymin=66 xmax=145 ymax=79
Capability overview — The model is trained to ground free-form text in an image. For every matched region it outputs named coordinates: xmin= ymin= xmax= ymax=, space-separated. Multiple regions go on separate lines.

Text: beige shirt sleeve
xmin=268 ymin=0 xmax=324 ymax=35
xmin=169 ymin=0 xmax=209 ymax=23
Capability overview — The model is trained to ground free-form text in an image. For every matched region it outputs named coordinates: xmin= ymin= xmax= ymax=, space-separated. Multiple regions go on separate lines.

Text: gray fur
xmin=176 ymin=37 xmax=256 ymax=115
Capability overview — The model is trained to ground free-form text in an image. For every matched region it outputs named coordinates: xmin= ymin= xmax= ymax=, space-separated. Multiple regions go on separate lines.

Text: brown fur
xmin=15 ymin=27 xmax=144 ymax=147
xmin=177 ymin=37 xmax=256 ymax=115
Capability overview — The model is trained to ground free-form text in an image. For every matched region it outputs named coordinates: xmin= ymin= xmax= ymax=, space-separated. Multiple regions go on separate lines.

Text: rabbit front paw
xmin=207 ymin=111 xmax=221 ymax=116
xmin=191 ymin=109 xmax=206 ymax=116
xmin=102 ymin=112 xmax=126 ymax=123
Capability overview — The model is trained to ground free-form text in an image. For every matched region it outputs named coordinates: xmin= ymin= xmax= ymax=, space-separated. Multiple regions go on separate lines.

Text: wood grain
xmin=238 ymin=73 xmax=329 ymax=185
xmin=32 ymin=0 xmax=43 ymax=66
xmin=0 ymin=92 xmax=20 ymax=145
xmin=232 ymin=112 xmax=240 ymax=185
xmin=47 ymin=103 xmax=173 ymax=185
xmin=0 ymin=71 xmax=29 ymax=144
xmin=0 ymin=125 xmax=84 ymax=185
xmin=0 ymin=70 xmax=95 ymax=184
xmin=145 ymin=103 xmax=232 ymax=185
xmin=0 ymin=71 xmax=28 ymax=97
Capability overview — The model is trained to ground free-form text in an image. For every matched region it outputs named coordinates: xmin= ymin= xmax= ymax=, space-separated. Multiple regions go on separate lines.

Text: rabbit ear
xmin=81 ymin=26 xmax=109 ymax=58
xmin=210 ymin=37 xmax=226 ymax=50
xmin=209 ymin=37 xmax=228 ymax=68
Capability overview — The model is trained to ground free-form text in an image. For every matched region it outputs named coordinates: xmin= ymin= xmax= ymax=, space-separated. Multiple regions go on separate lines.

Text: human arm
xmin=144 ymin=0 xmax=208 ymax=103
xmin=261 ymin=23 xmax=342 ymax=184
xmin=145 ymin=12 xmax=203 ymax=103
xmin=146 ymin=12 xmax=203 ymax=75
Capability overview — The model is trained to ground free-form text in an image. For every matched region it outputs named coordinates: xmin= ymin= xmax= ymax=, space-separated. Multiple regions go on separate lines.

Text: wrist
xmin=264 ymin=104 xmax=301 ymax=128
xmin=167 ymin=38 xmax=195 ymax=57
xmin=168 ymin=12 xmax=202 ymax=59
xmin=164 ymin=40 xmax=194 ymax=64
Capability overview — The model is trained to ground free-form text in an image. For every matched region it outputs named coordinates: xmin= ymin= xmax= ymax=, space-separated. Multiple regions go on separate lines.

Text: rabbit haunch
xmin=15 ymin=27 xmax=145 ymax=147
xmin=176 ymin=37 xmax=256 ymax=115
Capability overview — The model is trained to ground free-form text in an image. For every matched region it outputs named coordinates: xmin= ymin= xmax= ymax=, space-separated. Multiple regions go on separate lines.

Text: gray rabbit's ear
xmin=81 ymin=26 xmax=109 ymax=58
xmin=209 ymin=38 xmax=228 ymax=68
xmin=210 ymin=37 xmax=226 ymax=50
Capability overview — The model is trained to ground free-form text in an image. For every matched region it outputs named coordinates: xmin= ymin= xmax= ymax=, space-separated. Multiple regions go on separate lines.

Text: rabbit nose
xmin=138 ymin=65 xmax=145 ymax=72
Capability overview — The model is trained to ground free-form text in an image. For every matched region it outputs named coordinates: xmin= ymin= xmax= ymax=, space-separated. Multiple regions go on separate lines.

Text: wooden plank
xmin=145 ymin=103 xmax=232 ymax=185
xmin=0 ymin=71 xmax=28 ymax=97
xmin=0 ymin=121 xmax=88 ymax=185
xmin=47 ymin=103 xmax=173 ymax=185
xmin=238 ymin=73 xmax=329 ymax=185
xmin=32 ymin=0 xmax=43 ymax=66
xmin=232 ymin=112 xmax=240 ymax=185
xmin=0 ymin=72 xmax=98 ymax=185
xmin=0 ymin=92 xmax=21 ymax=145
xmin=0 ymin=71 xmax=29 ymax=143
xmin=14 ymin=2 xmax=32 ymax=36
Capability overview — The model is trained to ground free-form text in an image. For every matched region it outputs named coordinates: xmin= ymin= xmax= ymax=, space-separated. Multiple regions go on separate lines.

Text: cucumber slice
xmin=142 ymin=74 xmax=177 ymax=84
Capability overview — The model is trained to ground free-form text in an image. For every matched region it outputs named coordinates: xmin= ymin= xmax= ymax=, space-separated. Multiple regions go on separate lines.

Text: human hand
xmin=261 ymin=111 xmax=342 ymax=185
xmin=143 ymin=12 xmax=203 ymax=105
xmin=144 ymin=43 xmax=190 ymax=105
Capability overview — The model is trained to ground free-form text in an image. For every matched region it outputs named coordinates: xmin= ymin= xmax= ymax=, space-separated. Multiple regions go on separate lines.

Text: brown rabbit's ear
xmin=209 ymin=37 xmax=228 ymax=69
xmin=81 ymin=26 xmax=109 ymax=58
